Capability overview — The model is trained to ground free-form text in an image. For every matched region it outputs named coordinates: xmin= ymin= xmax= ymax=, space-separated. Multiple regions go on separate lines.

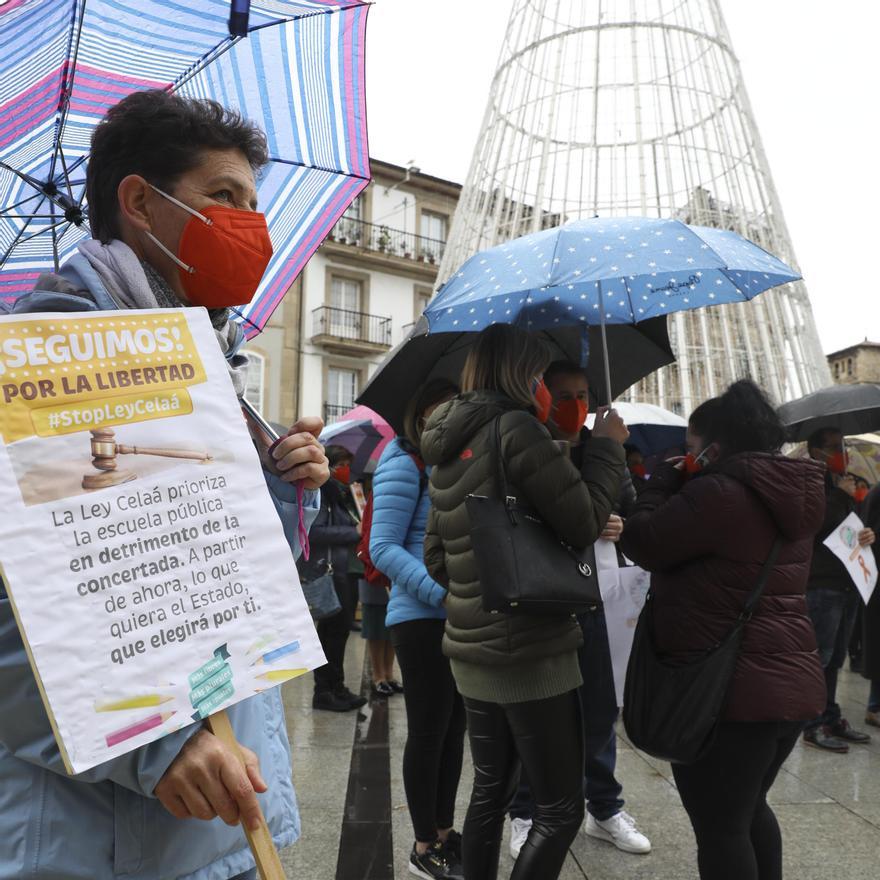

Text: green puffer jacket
xmin=422 ymin=391 xmax=625 ymax=704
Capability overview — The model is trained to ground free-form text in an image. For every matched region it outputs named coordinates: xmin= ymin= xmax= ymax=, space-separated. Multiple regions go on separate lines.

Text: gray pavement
xmin=278 ymin=635 xmax=880 ymax=879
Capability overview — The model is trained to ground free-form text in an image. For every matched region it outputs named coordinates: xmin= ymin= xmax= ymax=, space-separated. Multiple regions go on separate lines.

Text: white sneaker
xmin=509 ymin=817 xmax=532 ymax=859
xmin=584 ymin=810 xmax=651 ymax=854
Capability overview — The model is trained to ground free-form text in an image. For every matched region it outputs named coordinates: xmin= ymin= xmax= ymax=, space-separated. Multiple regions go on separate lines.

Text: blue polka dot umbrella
xmin=427 ymin=217 xmax=800 ymax=401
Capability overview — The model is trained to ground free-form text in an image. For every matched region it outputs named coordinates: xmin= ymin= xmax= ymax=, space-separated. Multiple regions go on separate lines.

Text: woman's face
xmin=141 ymin=148 xmax=258 ymax=301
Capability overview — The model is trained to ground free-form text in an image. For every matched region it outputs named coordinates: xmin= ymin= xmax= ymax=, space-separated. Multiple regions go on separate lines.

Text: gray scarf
xmin=77 ymin=239 xmax=249 ymax=396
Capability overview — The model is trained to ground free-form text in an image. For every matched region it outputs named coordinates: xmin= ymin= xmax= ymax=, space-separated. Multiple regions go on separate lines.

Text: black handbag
xmin=465 ymin=415 xmax=601 ymax=615
xmin=622 ymin=536 xmax=783 ymax=764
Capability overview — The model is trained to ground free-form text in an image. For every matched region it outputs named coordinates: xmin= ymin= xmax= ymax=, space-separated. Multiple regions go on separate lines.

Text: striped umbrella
xmin=0 ymin=0 xmax=370 ymax=337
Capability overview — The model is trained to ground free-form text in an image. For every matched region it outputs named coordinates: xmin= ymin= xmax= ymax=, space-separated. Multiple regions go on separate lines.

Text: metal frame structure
xmin=439 ymin=0 xmax=829 ymax=412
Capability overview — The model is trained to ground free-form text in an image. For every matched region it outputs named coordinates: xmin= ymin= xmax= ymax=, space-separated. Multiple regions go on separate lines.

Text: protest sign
xmin=0 ymin=308 xmax=324 ymax=774
xmin=823 ymin=511 xmax=877 ymax=605
xmin=598 ymin=564 xmax=651 ymax=706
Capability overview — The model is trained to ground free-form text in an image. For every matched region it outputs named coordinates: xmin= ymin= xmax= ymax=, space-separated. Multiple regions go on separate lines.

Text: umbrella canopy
xmin=427 ymin=216 xmax=799 ymax=332
xmin=778 ymin=384 xmax=880 ymax=442
xmin=357 ymin=316 xmax=674 ymax=436
xmin=0 ymin=0 xmax=370 ymax=337
xmin=319 ymin=414 xmax=391 ymax=477
xmin=587 ymin=402 xmax=687 ymax=458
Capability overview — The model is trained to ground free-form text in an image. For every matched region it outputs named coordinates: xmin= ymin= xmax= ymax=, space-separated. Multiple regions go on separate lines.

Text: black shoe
xmin=334 ymin=685 xmax=367 ymax=709
xmin=371 ymin=681 xmax=394 ymax=697
xmin=409 ymin=842 xmax=457 ymax=879
xmin=312 ymin=691 xmax=355 ymax=712
xmin=830 ymin=719 xmax=871 ymax=743
xmin=388 ymin=679 xmax=405 ymax=694
xmin=442 ymin=830 xmax=463 ymax=875
xmin=803 ymin=725 xmax=849 ymax=753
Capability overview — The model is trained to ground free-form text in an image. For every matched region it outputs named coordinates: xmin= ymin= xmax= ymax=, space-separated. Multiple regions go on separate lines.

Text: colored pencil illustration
xmin=250 ymin=640 xmax=300 ymax=666
xmin=94 ymin=694 xmax=174 ymax=712
xmin=105 ymin=712 xmax=176 ymax=748
xmin=255 ymin=668 xmax=309 ymax=683
xmin=246 ymin=634 xmax=277 ymax=655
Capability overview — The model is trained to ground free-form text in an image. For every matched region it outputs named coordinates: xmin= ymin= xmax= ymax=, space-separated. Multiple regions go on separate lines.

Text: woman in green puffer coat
xmin=422 ymin=324 xmax=627 ymax=880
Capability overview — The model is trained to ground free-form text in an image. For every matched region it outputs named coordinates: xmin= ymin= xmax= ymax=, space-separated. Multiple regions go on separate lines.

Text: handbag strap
xmin=739 ymin=536 xmax=784 ymax=622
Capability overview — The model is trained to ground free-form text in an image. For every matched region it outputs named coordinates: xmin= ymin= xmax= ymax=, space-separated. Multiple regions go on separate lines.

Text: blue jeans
xmin=805 ymin=586 xmax=860 ymax=730
xmin=509 ymin=608 xmax=623 ymax=822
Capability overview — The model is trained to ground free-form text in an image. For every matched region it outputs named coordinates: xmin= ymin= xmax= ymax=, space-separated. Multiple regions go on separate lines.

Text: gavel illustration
xmin=82 ymin=428 xmax=213 ymax=489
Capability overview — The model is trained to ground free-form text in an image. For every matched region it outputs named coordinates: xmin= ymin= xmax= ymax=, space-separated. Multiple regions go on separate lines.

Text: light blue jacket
xmin=0 ymin=255 xmax=318 ymax=879
xmin=370 ymin=439 xmax=446 ymax=628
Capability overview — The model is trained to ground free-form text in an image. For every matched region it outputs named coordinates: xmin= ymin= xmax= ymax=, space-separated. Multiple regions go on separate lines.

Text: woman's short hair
xmin=402 ymin=378 xmax=460 ymax=448
xmin=689 ymin=380 xmax=787 ymax=455
xmin=86 ymin=90 xmax=269 ymax=242
xmin=460 ymin=324 xmax=553 ymax=411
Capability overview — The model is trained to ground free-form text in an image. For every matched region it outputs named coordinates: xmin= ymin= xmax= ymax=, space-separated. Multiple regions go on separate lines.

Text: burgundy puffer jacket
xmin=620 ymin=453 xmax=826 ymax=723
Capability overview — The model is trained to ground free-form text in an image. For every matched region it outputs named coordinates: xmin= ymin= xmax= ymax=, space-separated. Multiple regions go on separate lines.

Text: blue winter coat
xmin=370 ymin=439 xmax=446 ymax=628
xmin=0 ymin=254 xmax=318 ymax=879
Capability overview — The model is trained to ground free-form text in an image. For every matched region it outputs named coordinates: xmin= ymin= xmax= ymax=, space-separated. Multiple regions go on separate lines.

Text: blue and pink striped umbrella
xmin=0 ymin=0 xmax=370 ymax=337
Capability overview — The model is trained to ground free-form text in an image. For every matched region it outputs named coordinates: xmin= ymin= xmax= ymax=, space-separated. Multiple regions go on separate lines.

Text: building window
xmin=326 ymin=366 xmax=358 ymax=423
xmin=834 ymin=361 xmax=840 ymax=378
xmin=847 ymin=358 xmax=853 ymax=376
xmin=330 ymin=277 xmax=363 ymax=338
xmin=243 ymin=351 xmax=266 ymax=413
xmin=414 ymin=287 xmax=432 ymax=321
xmin=335 ymin=196 xmax=364 ymax=243
xmin=421 ymin=210 xmax=448 ymax=243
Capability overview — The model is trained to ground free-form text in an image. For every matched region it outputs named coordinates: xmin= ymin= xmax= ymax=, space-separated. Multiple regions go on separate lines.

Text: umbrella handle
xmin=599 ymin=289 xmax=613 ymax=405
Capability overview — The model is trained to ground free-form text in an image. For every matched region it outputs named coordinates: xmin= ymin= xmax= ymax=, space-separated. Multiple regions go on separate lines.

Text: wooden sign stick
xmin=206 ymin=709 xmax=286 ymax=880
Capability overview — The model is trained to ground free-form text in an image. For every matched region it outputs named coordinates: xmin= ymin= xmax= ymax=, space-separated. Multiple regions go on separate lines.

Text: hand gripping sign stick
xmin=189 ymin=640 xmax=284 ymax=880
xmin=205 ymin=710 xmax=286 ymax=880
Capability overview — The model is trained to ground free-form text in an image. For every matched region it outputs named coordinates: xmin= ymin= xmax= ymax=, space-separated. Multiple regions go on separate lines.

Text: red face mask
xmin=147 ymin=184 xmax=274 ymax=309
xmin=532 ymin=379 xmax=553 ymax=424
xmin=333 ymin=463 xmax=351 ymax=485
xmin=854 ymin=487 xmax=869 ymax=503
xmin=684 ymin=448 xmax=711 ymax=475
xmin=630 ymin=463 xmax=647 ymax=479
xmin=824 ymin=452 xmax=848 ymax=475
xmin=553 ymin=398 xmax=589 ymax=435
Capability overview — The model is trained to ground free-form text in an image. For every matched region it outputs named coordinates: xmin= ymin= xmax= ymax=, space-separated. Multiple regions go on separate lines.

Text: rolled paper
xmin=255 ymin=668 xmax=309 ymax=683
xmin=105 ymin=712 xmax=176 ymax=747
xmin=191 ymin=681 xmax=235 ymax=721
xmin=188 ymin=644 xmax=231 ymax=688
xmin=94 ymin=694 xmax=173 ymax=712
xmin=251 ymin=640 xmax=300 ymax=666
xmin=189 ymin=664 xmax=233 ymax=707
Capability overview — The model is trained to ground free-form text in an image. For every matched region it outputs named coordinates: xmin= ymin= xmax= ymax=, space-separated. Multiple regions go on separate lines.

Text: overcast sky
xmin=365 ymin=0 xmax=879 ymax=356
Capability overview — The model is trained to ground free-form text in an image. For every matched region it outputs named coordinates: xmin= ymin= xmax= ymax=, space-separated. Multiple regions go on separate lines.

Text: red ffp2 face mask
xmin=147 ymin=184 xmax=274 ymax=309
xmin=333 ymin=463 xmax=352 ymax=485
xmin=553 ymin=398 xmax=589 ymax=435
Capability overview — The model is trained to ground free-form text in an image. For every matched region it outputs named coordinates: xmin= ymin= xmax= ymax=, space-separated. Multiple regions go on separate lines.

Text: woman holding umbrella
xmin=422 ymin=324 xmax=627 ymax=880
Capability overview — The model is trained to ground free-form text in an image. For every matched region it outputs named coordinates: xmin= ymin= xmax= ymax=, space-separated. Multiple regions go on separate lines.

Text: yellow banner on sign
xmin=0 ymin=312 xmax=206 ymax=443
xmin=31 ymin=389 xmax=193 ymax=438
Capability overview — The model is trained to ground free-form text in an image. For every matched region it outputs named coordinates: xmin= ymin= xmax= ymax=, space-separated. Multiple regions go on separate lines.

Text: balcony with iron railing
xmin=326 ymin=216 xmax=446 ymax=265
xmin=323 ymin=403 xmax=353 ymax=424
xmin=311 ymin=305 xmax=393 ymax=353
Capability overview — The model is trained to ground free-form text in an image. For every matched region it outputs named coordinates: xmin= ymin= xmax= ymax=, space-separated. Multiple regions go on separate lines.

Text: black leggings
xmin=391 ymin=619 xmax=467 ymax=843
xmin=462 ymin=689 xmax=584 ymax=880
xmin=672 ymin=721 xmax=802 ymax=880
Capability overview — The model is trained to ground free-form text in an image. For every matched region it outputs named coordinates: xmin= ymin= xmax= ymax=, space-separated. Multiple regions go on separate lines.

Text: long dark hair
xmin=689 ymin=380 xmax=786 ymax=455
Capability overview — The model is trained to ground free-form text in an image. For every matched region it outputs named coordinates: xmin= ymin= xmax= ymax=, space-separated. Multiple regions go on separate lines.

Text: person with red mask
xmin=422 ymin=325 xmax=627 ymax=880
xmin=505 ymin=361 xmax=650 ymax=861
xmin=803 ymin=428 xmax=876 ymax=752
xmin=2 ymin=91 xmax=330 ymax=880
xmin=624 ymin=445 xmax=649 ymax=494
xmin=305 ymin=445 xmax=368 ymax=713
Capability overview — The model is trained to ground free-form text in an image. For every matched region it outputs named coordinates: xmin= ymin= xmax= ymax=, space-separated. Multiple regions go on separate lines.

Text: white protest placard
xmin=823 ymin=511 xmax=877 ymax=605
xmin=0 ymin=308 xmax=324 ymax=773
xmin=598 ymin=564 xmax=651 ymax=706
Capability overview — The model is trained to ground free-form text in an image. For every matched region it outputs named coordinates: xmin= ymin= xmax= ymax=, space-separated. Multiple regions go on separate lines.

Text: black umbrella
xmin=778 ymin=383 xmax=880 ymax=442
xmin=358 ymin=317 xmax=674 ymax=436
